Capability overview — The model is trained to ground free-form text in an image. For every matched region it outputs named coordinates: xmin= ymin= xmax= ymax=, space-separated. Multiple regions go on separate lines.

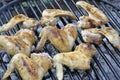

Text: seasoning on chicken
xmin=99 ymin=27 xmax=120 ymax=50
xmin=22 ymin=18 xmax=40 ymax=30
xmin=35 ymin=24 xmax=78 ymax=52
xmin=2 ymin=53 xmax=53 ymax=80
xmin=76 ymin=1 xmax=108 ymax=29
xmin=40 ymin=9 xmax=76 ymax=26
xmin=0 ymin=29 xmax=35 ymax=56
xmin=53 ymin=43 xmax=96 ymax=80
xmin=0 ymin=14 xmax=39 ymax=32
xmin=40 ymin=16 xmax=57 ymax=27
xmin=81 ymin=28 xmax=103 ymax=44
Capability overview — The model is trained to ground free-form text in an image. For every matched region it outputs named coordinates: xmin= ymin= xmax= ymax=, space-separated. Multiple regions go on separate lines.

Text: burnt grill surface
xmin=0 ymin=0 xmax=120 ymax=80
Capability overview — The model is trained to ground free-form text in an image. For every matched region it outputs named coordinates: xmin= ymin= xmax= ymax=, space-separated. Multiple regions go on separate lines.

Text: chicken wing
xmin=35 ymin=24 xmax=78 ymax=52
xmin=53 ymin=43 xmax=96 ymax=80
xmin=76 ymin=1 xmax=108 ymax=29
xmin=81 ymin=28 xmax=103 ymax=44
xmin=40 ymin=9 xmax=76 ymax=26
xmin=2 ymin=53 xmax=52 ymax=80
xmin=99 ymin=27 xmax=120 ymax=50
xmin=81 ymin=27 xmax=120 ymax=50
xmin=0 ymin=29 xmax=35 ymax=56
xmin=0 ymin=14 xmax=39 ymax=32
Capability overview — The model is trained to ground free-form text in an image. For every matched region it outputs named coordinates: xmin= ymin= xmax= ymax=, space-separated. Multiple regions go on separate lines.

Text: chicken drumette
xmin=81 ymin=27 xmax=120 ymax=50
xmin=81 ymin=28 xmax=103 ymax=44
xmin=2 ymin=53 xmax=52 ymax=80
xmin=35 ymin=24 xmax=78 ymax=52
xmin=0 ymin=29 xmax=35 ymax=56
xmin=53 ymin=43 xmax=96 ymax=80
xmin=40 ymin=9 xmax=76 ymax=26
xmin=76 ymin=1 xmax=108 ymax=29
xmin=0 ymin=14 xmax=39 ymax=32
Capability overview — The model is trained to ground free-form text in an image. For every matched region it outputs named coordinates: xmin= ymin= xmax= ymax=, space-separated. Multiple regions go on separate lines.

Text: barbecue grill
xmin=0 ymin=0 xmax=120 ymax=80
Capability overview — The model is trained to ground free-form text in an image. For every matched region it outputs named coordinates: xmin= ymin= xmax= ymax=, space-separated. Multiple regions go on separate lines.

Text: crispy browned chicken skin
xmin=40 ymin=9 xmax=76 ymax=26
xmin=2 ymin=53 xmax=52 ymax=80
xmin=35 ymin=24 xmax=78 ymax=52
xmin=53 ymin=43 xmax=96 ymax=80
xmin=76 ymin=1 xmax=108 ymax=29
xmin=0 ymin=29 xmax=35 ymax=56
xmin=0 ymin=14 xmax=39 ymax=32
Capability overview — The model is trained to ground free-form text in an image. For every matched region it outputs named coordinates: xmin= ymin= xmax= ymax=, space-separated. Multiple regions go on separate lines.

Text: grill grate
xmin=0 ymin=0 xmax=120 ymax=80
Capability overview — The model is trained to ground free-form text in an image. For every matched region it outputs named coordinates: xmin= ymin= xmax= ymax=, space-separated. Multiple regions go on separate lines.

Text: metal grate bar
xmin=1 ymin=12 xmax=12 ymax=35
xmin=100 ymin=3 xmax=120 ymax=32
xmin=19 ymin=3 xmax=27 ymax=15
xmin=97 ymin=45 xmax=120 ymax=79
xmin=0 ymin=15 xmax=8 ymax=35
xmin=93 ymin=55 xmax=110 ymax=80
xmin=53 ymin=0 xmax=70 ymax=25
xmin=102 ymin=0 xmax=120 ymax=11
xmin=0 ymin=0 xmax=19 ymax=12
xmin=90 ymin=60 xmax=104 ymax=80
xmin=63 ymin=0 xmax=79 ymax=20
xmin=8 ymin=9 xmax=20 ymax=32
xmin=113 ymin=9 xmax=120 ymax=19
xmin=71 ymin=0 xmax=84 ymax=16
xmin=103 ymin=42 xmax=120 ymax=67
xmin=32 ymin=1 xmax=42 ymax=15
xmin=27 ymin=1 xmax=39 ymax=20
xmin=1 ymin=53 xmax=12 ymax=80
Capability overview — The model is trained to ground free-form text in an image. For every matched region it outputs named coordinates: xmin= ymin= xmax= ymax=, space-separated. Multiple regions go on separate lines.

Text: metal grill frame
xmin=0 ymin=0 xmax=120 ymax=80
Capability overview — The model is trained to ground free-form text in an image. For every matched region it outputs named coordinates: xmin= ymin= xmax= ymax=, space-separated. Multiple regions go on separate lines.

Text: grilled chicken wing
xmin=0 ymin=29 xmax=35 ymax=56
xmin=0 ymin=14 xmax=39 ymax=32
xmin=76 ymin=1 xmax=108 ymax=29
xmin=53 ymin=43 xmax=96 ymax=80
xmin=35 ymin=24 xmax=78 ymax=52
xmin=81 ymin=28 xmax=103 ymax=44
xmin=2 ymin=53 xmax=52 ymax=80
xmin=99 ymin=27 xmax=120 ymax=50
xmin=40 ymin=9 xmax=76 ymax=26
xmin=0 ymin=14 xmax=28 ymax=32
xmin=81 ymin=27 xmax=120 ymax=50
